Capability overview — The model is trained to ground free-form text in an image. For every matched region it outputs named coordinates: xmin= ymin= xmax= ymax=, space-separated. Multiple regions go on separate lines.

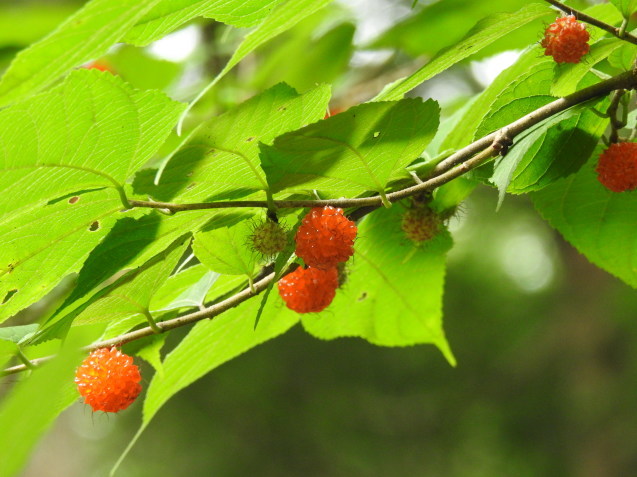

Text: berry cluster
xmin=75 ymin=347 xmax=142 ymax=413
xmin=541 ymin=15 xmax=590 ymax=64
xmin=295 ymin=206 xmax=357 ymax=269
xmin=596 ymin=142 xmax=637 ymax=193
xmin=277 ymin=266 xmax=339 ymax=313
xmin=278 ymin=206 xmax=357 ymax=313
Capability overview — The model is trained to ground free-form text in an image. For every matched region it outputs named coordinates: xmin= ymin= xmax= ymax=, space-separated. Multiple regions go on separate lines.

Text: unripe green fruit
xmin=401 ymin=206 xmax=441 ymax=244
xmin=251 ymin=220 xmax=288 ymax=257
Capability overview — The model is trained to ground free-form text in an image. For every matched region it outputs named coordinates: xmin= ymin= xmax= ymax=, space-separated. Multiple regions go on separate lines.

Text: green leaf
xmin=143 ymin=293 xmax=299 ymax=424
xmin=608 ymin=43 xmax=637 ymax=70
xmin=532 ymin=154 xmax=637 ymax=288
xmin=0 ymin=325 xmax=39 ymax=345
xmin=72 ymin=238 xmax=190 ymax=326
xmin=0 ymin=69 xmax=184 ymax=216
xmin=261 ymin=98 xmax=440 ymax=202
xmin=372 ymin=0 xmax=548 ymax=61
xmin=474 ymin=60 xmax=555 ymax=139
xmin=490 ymin=98 xmax=608 ymax=207
xmin=152 ymin=266 xmax=220 ymax=312
xmin=0 ymin=3 xmax=76 ymax=48
xmin=0 ymin=189 xmax=124 ymax=324
xmin=302 ymin=205 xmax=455 ymax=364
xmin=123 ymin=0 xmax=285 ymax=45
xmin=373 ymin=3 xmax=553 ymax=101
xmin=0 ymin=0 xmax=163 ymax=106
xmin=105 ymin=46 xmax=182 ymax=92
xmin=178 ymin=0 xmax=335 ymax=132
xmin=136 ymin=83 xmax=330 ymax=202
xmin=610 ymin=0 xmax=637 ymax=18
xmin=124 ymin=334 xmax=168 ymax=377
xmin=0 ymin=326 xmax=101 ymax=477
xmin=193 ymin=221 xmax=259 ymax=279
xmin=551 ymin=39 xmax=625 ymax=97
xmin=442 ymin=50 xmax=551 ymax=151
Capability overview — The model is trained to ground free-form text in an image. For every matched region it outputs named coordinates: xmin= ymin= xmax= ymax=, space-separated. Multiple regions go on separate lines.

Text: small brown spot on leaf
xmin=278 ymin=106 xmax=287 ymax=111
xmin=89 ymin=221 xmax=100 ymax=231
xmin=68 ymin=196 xmax=79 ymax=204
xmin=2 ymin=289 xmax=17 ymax=304
xmin=358 ymin=292 xmax=367 ymax=301
xmin=186 ymin=183 xmax=197 ymax=190
xmin=245 ymin=137 xmax=255 ymax=142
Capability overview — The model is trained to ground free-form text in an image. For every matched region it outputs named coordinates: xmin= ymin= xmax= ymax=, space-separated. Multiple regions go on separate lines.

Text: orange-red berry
xmin=401 ymin=206 xmax=441 ymax=243
xmin=75 ymin=347 xmax=142 ymax=413
xmin=596 ymin=142 xmax=637 ymax=192
xmin=295 ymin=206 xmax=357 ymax=269
xmin=278 ymin=266 xmax=338 ymax=313
xmin=541 ymin=15 xmax=590 ymax=64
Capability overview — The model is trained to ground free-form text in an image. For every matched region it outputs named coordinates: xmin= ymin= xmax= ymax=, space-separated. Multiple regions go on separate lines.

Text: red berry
xmin=295 ymin=206 xmax=357 ymax=269
xmin=75 ymin=347 xmax=142 ymax=413
xmin=84 ymin=60 xmax=114 ymax=73
xmin=596 ymin=142 xmax=637 ymax=192
xmin=251 ymin=219 xmax=288 ymax=257
xmin=401 ymin=206 xmax=441 ymax=243
xmin=541 ymin=15 xmax=590 ymax=64
xmin=277 ymin=266 xmax=338 ymax=313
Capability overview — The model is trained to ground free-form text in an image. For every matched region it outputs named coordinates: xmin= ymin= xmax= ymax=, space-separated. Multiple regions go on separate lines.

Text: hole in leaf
xmin=2 ymin=289 xmax=17 ymax=304
xmin=89 ymin=221 xmax=100 ymax=232
xmin=373 ymin=131 xmax=380 ymax=138
xmin=68 ymin=196 xmax=80 ymax=204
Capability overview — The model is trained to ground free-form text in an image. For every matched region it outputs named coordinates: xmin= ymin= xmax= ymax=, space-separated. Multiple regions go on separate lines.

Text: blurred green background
xmin=3 ymin=0 xmax=637 ymax=476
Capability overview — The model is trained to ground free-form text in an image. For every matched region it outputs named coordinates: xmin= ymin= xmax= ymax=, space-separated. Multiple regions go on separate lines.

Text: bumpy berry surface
xmin=295 ymin=206 xmax=357 ymax=269
xmin=401 ymin=207 xmax=441 ymax=243
xmin=596 ymin=142 xmax=637 ymax=192
xmin=541 ymin=15 xmax=590 ymax=64
xmin=251 ymin=220 xmax=288 ymax=257
xmin=75 ymin=347 xmax=142 ymax=413
xmin=278 ymin=266 xmax=338 ymax=313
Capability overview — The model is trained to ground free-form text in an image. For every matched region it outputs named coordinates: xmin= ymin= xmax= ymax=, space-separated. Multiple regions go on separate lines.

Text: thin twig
xmin=544 ymin=0 xmax=637 ymax=46
xmin=0 ymin=273 xmax=276 ymax=376
xmin=130 ymin=70 xmax=637 ymax=213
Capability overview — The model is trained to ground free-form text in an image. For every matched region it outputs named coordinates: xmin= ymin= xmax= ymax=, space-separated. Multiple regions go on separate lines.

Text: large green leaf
xmin=0 ymin=0 xmax=292 ymax=105
xmin=123 ymin=0 xmax=285 ymax=45
xmin=178 ymin=0 xmax=334 ymax=132
xmin=474 ymin=60 xmax=555 ymax=139
xmin=30 ymin=210 xmax=248 ymax=344
xmin=0 ymin=0 xmax=163 ymax=106
xmin=72 ymin=238 xmax=190 ymax=326
xmin=490 ymin=99 xmax=608 ymax=206
xmin=373 ymin=3 xmax=553 ymax=102
xmin=532 ymin=155 xmax=637 ymax=288
xmin=0 ymin=69 xmax=184 ymax=215
xmin=151 ymin=265 xmax=220 ymax=312
xmin=0 ymin=3 xmax=76 ymax=48
xmin=372 ymin=0 xmax=547 ymax=60
xmin=0 ymin=189 xmax=124 ymax=324
xmin=261 ymin=98 xmax=439 ymax=201
xmin=610 ymin=0 xmax=637 ymax=17
xmin=551 ymin=39 xmax=626 ymax=97
xmin=0 ymin=326 xmax=101 ymax=477
xmin=302 ymin=205 xmax=455 ymax=364
xmin=193 ymin=221 xmax=259 ymax=279
xmin=136 ymin=83 xmax=330 ymax=202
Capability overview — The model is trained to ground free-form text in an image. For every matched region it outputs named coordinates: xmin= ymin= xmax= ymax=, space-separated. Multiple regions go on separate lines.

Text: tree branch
xmin=543 ymin=0 xmax=637 ymax=45
xmin=0 ymin=272 xmax=276 ymax=377
xmin=4 ymin=67 xmax=637 ymax=379
xmin=130 ymin=70 xmax=637 ymax=213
